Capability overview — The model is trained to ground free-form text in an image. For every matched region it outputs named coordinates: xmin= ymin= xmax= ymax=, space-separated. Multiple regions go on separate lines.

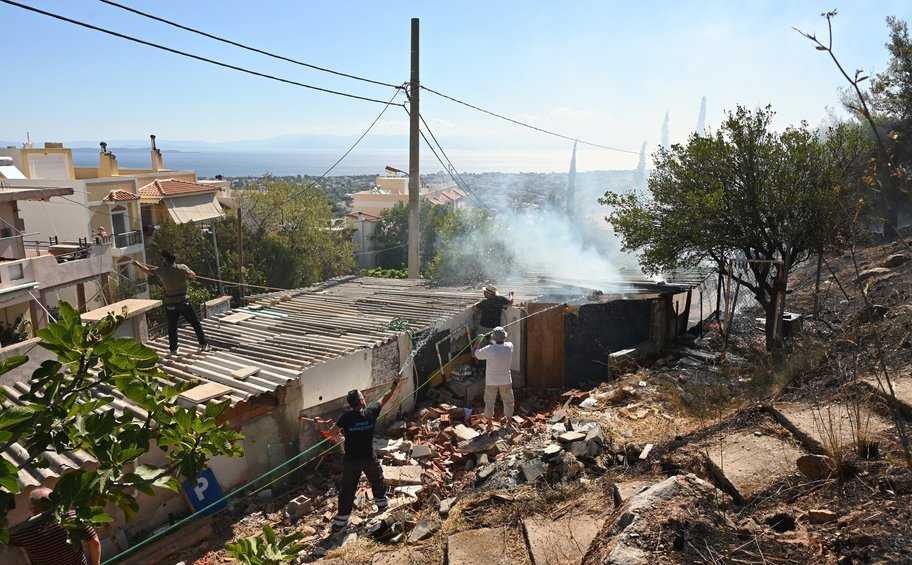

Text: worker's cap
xmin=481 ymin=283 xmax=498 ymax=294
xmin=161 ymin=250 xmax=177 ymax=262
xmin=491 ymin=327 xmax=507 ymax=341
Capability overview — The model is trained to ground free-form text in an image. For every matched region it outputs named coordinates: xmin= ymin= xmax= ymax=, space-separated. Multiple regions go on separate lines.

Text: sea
xmin=70 ymin=147 xmax=626 ymax=178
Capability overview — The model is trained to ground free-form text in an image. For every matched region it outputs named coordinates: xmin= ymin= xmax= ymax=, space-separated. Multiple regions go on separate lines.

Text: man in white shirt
xmin=472 ymin=326 xmax=514 ymax=425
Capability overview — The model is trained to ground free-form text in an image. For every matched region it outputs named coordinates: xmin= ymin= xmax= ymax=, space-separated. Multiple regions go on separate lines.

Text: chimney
xmin=98 ymin=141 xmax=119 ymax=177
xmin=150 ymin=134 xmax=164 ymax=172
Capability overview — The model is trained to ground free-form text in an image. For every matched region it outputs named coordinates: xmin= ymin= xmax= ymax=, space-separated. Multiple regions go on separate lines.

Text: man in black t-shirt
xmin=474 ymin=283 xmax=513 ymax=341
xmin=328 ymin=376 xmax=404 ymax=532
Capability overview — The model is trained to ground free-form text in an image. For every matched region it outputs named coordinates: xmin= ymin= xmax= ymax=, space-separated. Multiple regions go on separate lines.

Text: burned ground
xmin=170 ymin=233 xmax=912 ymax=565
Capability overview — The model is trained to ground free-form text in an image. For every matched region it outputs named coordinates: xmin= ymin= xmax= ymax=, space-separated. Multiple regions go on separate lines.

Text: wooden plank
xmin=179 ymin=381 xmax=232 ymax=403
xmin=525 ymin=303 xmax=564 ymax=389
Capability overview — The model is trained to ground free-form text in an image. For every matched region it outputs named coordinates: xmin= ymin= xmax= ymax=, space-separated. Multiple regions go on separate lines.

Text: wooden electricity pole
xmin=407 ymin=17 xmax=420 ymax=278
xmin=238 ymin=207 xmax=245 ymax=303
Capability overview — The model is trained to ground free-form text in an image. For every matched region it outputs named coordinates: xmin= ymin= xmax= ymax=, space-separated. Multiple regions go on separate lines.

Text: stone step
xmin=523 ymin=511 xmax=605 ymax=565
xmin=447 ymin=527 xmax=513 ymax=565
xmin=689 ymin=417 xmax=807 ymax=504
xmin=861 ymin=377 xmax=912 ymax=419
xmin=768 ymin=402 xmax=890 ymax=455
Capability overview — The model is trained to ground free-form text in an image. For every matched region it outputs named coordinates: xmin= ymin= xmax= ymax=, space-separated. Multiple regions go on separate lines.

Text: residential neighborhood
xmin=2 ymin=3 xmax=912 ymax=565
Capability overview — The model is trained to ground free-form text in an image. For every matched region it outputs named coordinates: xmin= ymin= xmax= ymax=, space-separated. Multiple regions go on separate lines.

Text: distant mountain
xmin=1 ymin=132 xmax=524 ymax=153
xmin=2 ymin=134 xmax=413 ymax=153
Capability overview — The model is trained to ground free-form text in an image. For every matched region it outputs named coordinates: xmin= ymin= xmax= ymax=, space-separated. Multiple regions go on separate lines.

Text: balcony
xmin=0 ymin=243 xmax=113 ymax=308
xmin=112 ymin=230 xmax=144 ymax=258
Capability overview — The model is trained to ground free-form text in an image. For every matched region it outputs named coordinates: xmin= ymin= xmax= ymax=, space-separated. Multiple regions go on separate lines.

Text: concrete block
xmin=521 ymin=458 xmax=545 ymax=483
xmin=476 ymin=465 xmax=496 ymax=482
xmin=585 ymin=424 xmax=605 ymax=445
xmin=382 ymin=465 xmax=423 ymax=486
xmin=285 ymin=495 xmax=312 ymax=520
xmin=453 ymin=424 xmax=480 ymax=442
xmin=567 ymin=440 xmax=589 ymax=458
xmin=411 ymin=443 xmax=435 ymax=459
xmin=458 ymin=435 xmax=499 ymax=454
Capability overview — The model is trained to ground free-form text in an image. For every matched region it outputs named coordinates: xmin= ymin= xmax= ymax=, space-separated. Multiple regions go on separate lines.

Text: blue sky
xmin=2 ymin=0 xmax=909 ymax=172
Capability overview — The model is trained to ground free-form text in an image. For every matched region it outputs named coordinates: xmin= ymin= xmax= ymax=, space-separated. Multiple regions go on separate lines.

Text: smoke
xmin=661 ymin=111 xmax=670 ymax=150
xmin=633 ymin=141 xmax=648 ymax=194
xmin=696 ymin=96 xmax=707 ymax=135
xmin=435 ymin=181 xmax=640 ymax=288
xmin=566 ymin=141 xmax=577 ymax=218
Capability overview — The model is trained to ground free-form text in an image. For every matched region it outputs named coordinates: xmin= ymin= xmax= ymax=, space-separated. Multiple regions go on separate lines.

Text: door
xmin=525 ymin=302 xmax=565 ymax=390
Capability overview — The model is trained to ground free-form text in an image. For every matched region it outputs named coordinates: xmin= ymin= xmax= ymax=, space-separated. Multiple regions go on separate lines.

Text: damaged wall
xmin=563 ymin=300 xmax=653 ymax=385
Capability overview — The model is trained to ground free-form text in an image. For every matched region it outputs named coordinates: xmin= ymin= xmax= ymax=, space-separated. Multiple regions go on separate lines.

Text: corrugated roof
xmin=157 ymin=277 xmax=483 ymax=375
xmin=0 ymin=379 xmax=142 ymax=489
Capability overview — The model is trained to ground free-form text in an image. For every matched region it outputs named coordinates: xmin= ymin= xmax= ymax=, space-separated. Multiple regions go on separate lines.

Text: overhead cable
xmin=415 ymin=111 xmax=493 ymax=211
xmin=274 ymin=85 xmax=405 ymax=208
xmin=97 ymin=0 xmax=400 ymax=89
xmin=421 ymin=85 xmax=639 ymax=154
xmin=1 ymin=0 xmax=402 ymax=106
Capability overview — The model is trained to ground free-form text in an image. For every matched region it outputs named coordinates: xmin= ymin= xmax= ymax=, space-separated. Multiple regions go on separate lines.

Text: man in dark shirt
xmin=134 ymin=250 xmax=210 ymax=355
xmin=328 ymin=376 xmax=404 ymax=532
xmin=7 ymin=488 xmax=101 ymax=565
xmin=474 ymin=284 xmax=513 ymax=339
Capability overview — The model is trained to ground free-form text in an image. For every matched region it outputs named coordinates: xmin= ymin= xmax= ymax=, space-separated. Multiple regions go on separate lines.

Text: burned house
xmin=0 ymin=273 xmax=697 ymax=561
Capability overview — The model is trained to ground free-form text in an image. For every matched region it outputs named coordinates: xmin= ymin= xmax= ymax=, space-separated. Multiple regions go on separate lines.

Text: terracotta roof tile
xmin=139 ymin=179 xmax=221 ymax=198
xmin=103 ymin=189 xmax=140 ymax=202
xmin=345 ymin=211 xmax=381 ymax=222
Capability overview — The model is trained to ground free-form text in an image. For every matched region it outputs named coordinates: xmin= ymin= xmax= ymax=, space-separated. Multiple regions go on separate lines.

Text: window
xmin=111 ymin=211 xmax=126 ymax=235
xmin=8 ymin=264 xmax=23 ymax=280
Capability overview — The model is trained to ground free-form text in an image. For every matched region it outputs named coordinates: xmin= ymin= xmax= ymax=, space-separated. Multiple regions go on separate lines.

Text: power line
xmin=97 ymin=0 xmax=400 ymax=89
xmin=421 ymin=85 xmax=639 ymax=154
xmin=415 ymin=111 xmax=493 ymax=211
xmin=1 ymin=0 xmax=402 ymax=106
xmin=275 ymin=87 xmax=405 ymax=208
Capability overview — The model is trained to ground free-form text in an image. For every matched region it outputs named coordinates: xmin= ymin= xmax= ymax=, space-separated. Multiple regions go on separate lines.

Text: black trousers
xmin=165 ymin=300 xmax=207 ymax=352
xmin=336 ymin=458 xmax=387 ymax=518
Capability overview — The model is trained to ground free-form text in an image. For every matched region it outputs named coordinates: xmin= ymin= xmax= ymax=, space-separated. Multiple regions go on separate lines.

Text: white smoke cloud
xmin=696 ymin=96 xmax=707 ymax=135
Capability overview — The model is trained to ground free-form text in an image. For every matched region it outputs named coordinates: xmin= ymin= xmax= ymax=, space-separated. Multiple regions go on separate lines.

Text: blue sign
xmin=181 ymin=468 xmax=226 ymax=516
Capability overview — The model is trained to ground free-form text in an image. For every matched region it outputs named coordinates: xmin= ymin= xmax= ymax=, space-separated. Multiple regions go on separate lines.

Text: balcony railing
xmin=114 ymin=230 xmax=142 ymax=248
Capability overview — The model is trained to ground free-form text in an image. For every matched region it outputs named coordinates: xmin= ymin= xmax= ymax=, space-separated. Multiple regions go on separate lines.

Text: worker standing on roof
xmin=472 ymin=326 xmax=515 ymax=428
xmin=327 ymin=376 xmax=404 ymax=533
xmin=474 ymin=284 xmax=513 ymax=344
xmin=134 ymin=250 xmax=210 ymax=355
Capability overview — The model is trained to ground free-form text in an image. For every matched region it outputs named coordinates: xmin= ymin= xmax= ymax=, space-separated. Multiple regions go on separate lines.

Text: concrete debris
xmin=284 ymin=495 xmax=312 ymax=520
xmin=439 ymin=497 xmax=456 ymax=517
xmin=558 ymin=431 xmax=586 ymax=443
xmin=407 ymin=518 xmax=440 ymax=542
xmin=520 ymin=458 xmax=546 ymax=483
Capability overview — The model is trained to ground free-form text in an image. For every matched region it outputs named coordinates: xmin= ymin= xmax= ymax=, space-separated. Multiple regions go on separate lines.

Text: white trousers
xmin=483 ymin=384 xmax=515 ymax=419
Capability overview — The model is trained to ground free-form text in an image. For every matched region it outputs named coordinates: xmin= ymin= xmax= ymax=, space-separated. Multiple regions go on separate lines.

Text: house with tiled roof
xmin=348 ymin=171 xmax=468 ymax=268
xmin=2 ymin=137 xmax=222 ymax=305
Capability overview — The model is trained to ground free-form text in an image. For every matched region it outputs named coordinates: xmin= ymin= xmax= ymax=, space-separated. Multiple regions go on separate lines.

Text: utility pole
xmin=237 ymin=207 xmax=245 ymax=303
xmin=407 ymin=17 xmax=420 ymax=278
xmin=210 ymin=223 xmax=225 ymax=296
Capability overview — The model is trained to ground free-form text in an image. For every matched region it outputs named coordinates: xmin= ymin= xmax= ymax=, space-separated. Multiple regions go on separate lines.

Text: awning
xmin=163 ymin=193 xmax=223 ymax=224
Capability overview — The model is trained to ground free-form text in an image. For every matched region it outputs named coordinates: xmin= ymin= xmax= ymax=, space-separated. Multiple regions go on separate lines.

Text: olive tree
xmin=601 ymin=106 xmax=868 ymax=349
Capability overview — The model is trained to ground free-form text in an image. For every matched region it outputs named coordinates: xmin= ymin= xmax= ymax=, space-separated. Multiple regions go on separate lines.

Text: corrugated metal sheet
xmin=2 ymin=274 xmax=689 ymax=487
